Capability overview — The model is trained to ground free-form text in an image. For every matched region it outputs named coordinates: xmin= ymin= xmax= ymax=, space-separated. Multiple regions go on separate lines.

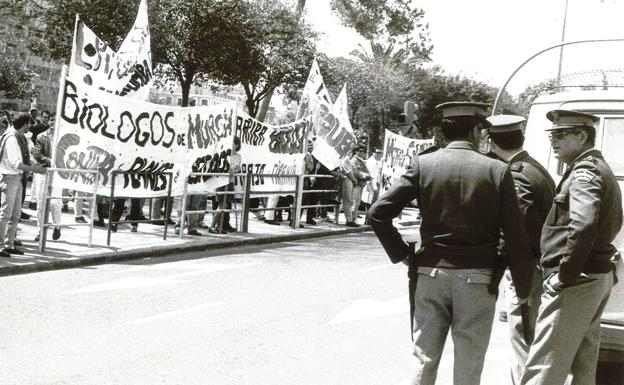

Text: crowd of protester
xmin=0 ymin=109 xmax=383 ymax=254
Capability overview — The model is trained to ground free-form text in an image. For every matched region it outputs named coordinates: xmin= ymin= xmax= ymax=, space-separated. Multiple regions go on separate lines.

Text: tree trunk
xmin=180 ymin=77 xmax=193 ymax=107
xmin=256 ymin=91 xmax=273 ymax=123
xmin=246 ymin=97 xmax=257 ymax=118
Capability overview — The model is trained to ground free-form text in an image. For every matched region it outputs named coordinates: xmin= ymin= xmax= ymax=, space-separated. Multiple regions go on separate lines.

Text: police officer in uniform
xmin=520 ymin=110 xmax=623 ymax=385
xmin=486 ymin=114 xmax=555 ymax=384
xmin=369 ymin=101 xmax=534 ymax=385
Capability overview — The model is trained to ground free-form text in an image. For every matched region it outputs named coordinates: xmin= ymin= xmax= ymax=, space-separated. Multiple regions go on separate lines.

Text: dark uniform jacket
xmin=541 ymin=149 xmax=623 ymax=284
xmin=507 ymin=150 xmax=556 ymax=259
xmin=369 ymin=141 xmax=534 ymax=298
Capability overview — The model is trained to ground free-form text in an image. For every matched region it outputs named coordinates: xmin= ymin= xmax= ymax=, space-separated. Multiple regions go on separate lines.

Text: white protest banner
xmin=54 ymin=78 xmax=235 ymax=198
xmin=297 ymin=60 xmax=356 ymax=170
xmin=234 ymin=112 xmax=310 ymax=195
xmin=312 ymin=101 xmax=357 ymax=170
xmin=116 ymin=0 xmax=153 ymax=100
xmin=381 ymin=130 xmax=434 ymax=192
xmin=296 ymin=59 xmax=332 ymax=121
xmin=333 ymin=84 xmax=354 ymax=134
xmin=69 ymin=11 xmax=152 ymax=99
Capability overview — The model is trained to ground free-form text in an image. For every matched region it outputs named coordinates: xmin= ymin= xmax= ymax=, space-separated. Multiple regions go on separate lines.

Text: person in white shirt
xmin=0 ymin=114 xmax=46 ymax=257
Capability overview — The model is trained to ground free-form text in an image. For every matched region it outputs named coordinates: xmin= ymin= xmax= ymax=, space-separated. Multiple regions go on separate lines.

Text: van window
xmin=602 ymin=117 xmax=624 ymax=178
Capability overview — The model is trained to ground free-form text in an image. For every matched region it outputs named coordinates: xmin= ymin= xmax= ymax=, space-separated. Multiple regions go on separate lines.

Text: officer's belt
xmin=415 ymin=247 xmax=500 ymax=268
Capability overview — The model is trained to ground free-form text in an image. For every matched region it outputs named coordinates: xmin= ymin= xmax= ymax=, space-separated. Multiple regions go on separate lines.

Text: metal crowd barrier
xmin=107 ymin=170 xmax=174 ymax=246
xmin=39 ymin=168 xmax=100 ymax=252
xmin=38 ymin=170 xmax=344 ymax=248
xmin=178 ymin=172 xmax=249 ymax=238
xmin=300 ymin=174 xmax=342 ymax=225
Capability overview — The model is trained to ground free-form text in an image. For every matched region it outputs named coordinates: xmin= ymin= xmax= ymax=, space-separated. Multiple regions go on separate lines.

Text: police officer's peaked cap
xmin=435 ymin=101 xmax=491 ymax=125
xmin=486 ymin=114 xmax=526 ymax=134
xmin=545 ymin=109 xmax=599 ymax=131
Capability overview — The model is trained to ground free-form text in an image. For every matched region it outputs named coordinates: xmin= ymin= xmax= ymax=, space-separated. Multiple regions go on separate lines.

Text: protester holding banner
xmin=31 ymin=117 xmax=62 ymax=241
xmin=0 ymin=114 xmax=47 ymax=257
xmin=339 ymin=153 xmax=359 ymax=227
xmin=362 ymin=149 xmax=382 ymax=208
xmin=350 ymin=146 xmax=371 ymax=223
xmin=210 ymin=137 xmax=242 ymax=234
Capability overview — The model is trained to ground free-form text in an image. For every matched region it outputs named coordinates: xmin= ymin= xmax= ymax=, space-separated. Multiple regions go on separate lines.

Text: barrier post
xmin=106 ymin=171 xmax=117 ymax=246
xmin=38 ymin=170 xmax=51 ymax=252
xmin=241 ymin=171 xmax=252 ymax=233
xmin=293 ymin=174 xmax=304 ymax=229
xmin=163 ymin=172 xmax=173 ymax=240
xmin=88 ymin=174 xmax=99 ymax=247
xmin=179 ymin=178 xmax=189 ymax=239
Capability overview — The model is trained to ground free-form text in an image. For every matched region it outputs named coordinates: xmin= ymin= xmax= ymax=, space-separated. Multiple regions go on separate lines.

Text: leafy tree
xmin=35 ymin=0 xmax=316 ymax=111
xmin=0 ymin=53 xmax=34 ymax=100
xmin=329 ymin=0 xmax=432 ymax=61
xmin=233 ymin=0 xmax=316 ymax=118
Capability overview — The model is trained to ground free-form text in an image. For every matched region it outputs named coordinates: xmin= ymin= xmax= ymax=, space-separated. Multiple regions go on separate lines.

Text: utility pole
xmin=556 ymin=0 xmax=570 ymax=82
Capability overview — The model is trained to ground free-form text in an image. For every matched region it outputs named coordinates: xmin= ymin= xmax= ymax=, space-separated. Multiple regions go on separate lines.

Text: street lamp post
xmin=556 ymin=0 xmax=570 ymax=82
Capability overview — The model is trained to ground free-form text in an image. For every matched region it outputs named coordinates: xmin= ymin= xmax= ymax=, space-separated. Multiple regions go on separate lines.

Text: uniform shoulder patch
xmin=574 ymin=169 xmax=596 ymax=183
xmin=510 ymin=161 xmax=523 ymax=172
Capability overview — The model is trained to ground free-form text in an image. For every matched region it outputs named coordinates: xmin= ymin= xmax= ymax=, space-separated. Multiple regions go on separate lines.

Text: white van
xmin=523 ymin=88 xmax=624 ymax=364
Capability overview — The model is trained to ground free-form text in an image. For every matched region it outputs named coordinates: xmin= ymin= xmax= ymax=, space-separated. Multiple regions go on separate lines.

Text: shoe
xmin=4 ymin=248 xmax=24 ymax=255
xmin=305 ymin=219 xmax=317 ymax=225
xmin=110 ymin=224 xmax=117 ymax=233
xmin=165 ymin=219 xmax=175 ymax=225
xmin=224 ymin=224 xmax=236 ymax=232
xmin=28 ymin=202 xmax=37 ymax=210
xmin=13 ymin=240 xmax=22 ymax=246
xmin=152 ymin=219 xmax=165 ymax=225
xmin=61 ymin=204 xmax=69 ymax=213
xmin=265 ymin=219 xmax=280 ymax=225
xmin=94 ymin=219 xmax=105 ymax=227
xmin=52 ymin=227 xmax=61 ymax=240
xmin=345 ymin=221 xmax=360 ymax=227
xmin=208 ymin=228 xmax=223 ymax=234
xmin=34 ymin=235 xmax=40 ymax=242
xmin=131 ymin=225 xmax=138 ymax=233
xmin=0 ymin=250 xmax=9 ymax=258
xmin=75 ymin=216 xmax=87 ymax=223
xmin=20 ymin=212 xmax=30 ymax=220
xmin=187 ymin=229 xmax=202 ymax=236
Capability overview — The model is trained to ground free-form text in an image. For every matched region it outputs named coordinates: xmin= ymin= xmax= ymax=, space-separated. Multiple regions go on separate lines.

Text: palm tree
xmin=351 ymin=41 xmax=408 ymax=67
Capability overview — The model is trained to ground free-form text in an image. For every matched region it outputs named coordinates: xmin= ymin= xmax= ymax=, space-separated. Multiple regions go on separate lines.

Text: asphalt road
xmin=0 ymin=232 xmax=618 ymax=385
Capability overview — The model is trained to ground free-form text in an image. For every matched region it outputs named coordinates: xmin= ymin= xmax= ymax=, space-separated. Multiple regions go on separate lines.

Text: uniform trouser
xmin=0 ymin=174 xmax=23 ymax=248
xmin=341 ymin=179 xmax=354 ymax=222
xmin=520 ymin=272 xmax=613 ymax=385
xmin=503 ymin=266 xmax=543 ymax=384
xmin=33 ymin=173 xmax=61 ymax=227
xmin=411 ymin=267 xmax=496 ymax=385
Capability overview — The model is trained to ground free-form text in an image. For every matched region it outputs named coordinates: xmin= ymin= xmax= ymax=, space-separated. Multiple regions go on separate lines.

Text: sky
xmin=305 ymin=0 xmax=624 ymax=96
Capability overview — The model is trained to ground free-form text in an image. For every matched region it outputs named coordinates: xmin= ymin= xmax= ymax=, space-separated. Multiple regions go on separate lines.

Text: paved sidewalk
xmin=0 ymin=203 xmax=420 ymax=277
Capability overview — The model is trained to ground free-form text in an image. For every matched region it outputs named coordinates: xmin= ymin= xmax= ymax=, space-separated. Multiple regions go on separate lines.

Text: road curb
xmin=0 ymin=226 xmax=372 ymax=277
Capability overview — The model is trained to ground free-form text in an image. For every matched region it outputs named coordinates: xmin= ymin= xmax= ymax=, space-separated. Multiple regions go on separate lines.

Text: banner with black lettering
xmin=381 ymin=130 xmax=434 ymax=193
xmin=298 ymin=60 xmax=356 ymax=171
xmin=234 ymin=112 xmax=310 ymax=195
xmin=69 ymin=1 xmax=153 ymax=100
xmin=54 ymin=78 xmax=235 ymax=197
